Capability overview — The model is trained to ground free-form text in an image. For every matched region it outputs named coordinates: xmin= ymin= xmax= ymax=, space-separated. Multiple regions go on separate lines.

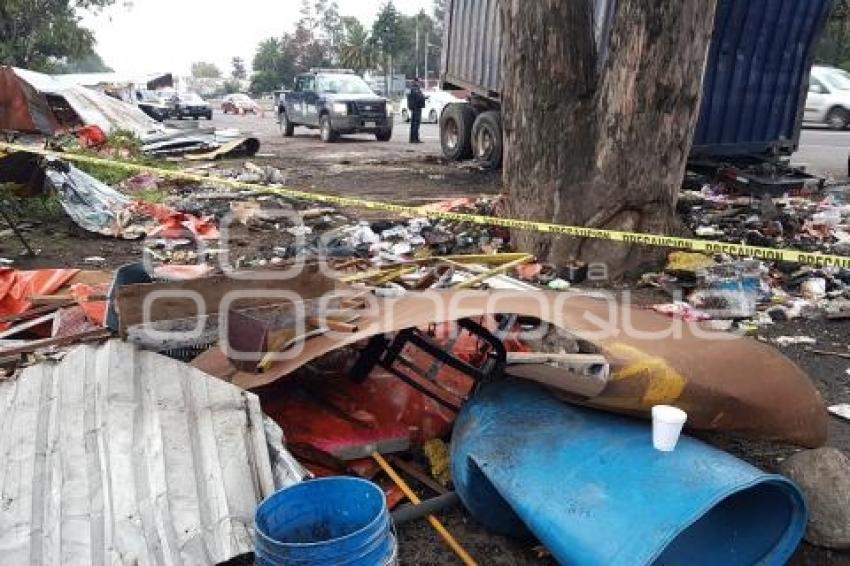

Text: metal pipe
xmin=372 ymin=452 xmax=478 ymax=566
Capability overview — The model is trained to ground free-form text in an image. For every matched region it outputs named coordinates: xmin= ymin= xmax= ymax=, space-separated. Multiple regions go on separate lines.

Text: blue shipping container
xmin=691 ymin=0 xmax=832 ymax=157
xmin=442 ymin=0 xmax=832 ymax=159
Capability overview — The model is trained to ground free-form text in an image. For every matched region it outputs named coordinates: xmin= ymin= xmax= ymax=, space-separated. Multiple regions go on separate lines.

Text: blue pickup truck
xmin=276 ymin=69 xmax=394 ymax=143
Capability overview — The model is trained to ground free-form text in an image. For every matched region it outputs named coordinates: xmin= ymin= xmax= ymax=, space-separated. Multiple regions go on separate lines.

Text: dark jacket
xmin=407 ymin=85 xmax=426 ymax=111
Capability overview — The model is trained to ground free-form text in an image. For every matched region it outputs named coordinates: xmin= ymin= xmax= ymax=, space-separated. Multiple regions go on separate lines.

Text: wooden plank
xmin=388 ymin=455 xmax=449 ymax=495
xmin=0 ymin=301 xmax=75 ymax=324
xmin=0 ymin=328 xmax=113 ymax=358
xmin=116 ymin=265 xmax=340 ymax=336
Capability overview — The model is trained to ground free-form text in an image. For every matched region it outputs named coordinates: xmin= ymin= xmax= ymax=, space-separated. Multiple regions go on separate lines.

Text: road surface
xmin=192 ymin=111 xmax=850 ymax=183
xmin=795 ymin=127 xmax=850 ymax=180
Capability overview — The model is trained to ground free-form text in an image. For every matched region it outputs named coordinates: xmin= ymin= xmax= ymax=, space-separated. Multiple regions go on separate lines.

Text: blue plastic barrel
xmin=255 ymin=477 xmax=396 ymax=565
xmin=452 ymin=380 xmax=808 ymax=566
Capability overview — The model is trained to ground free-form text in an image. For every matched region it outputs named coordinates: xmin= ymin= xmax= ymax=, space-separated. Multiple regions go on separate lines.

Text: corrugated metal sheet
xmin=691 ymin=0 xmax=832 ymax=157
xmin=440 ymin=0 xmax=617 ymax=99
xmin=0 ymin=340 xmax=306 ymax=566
xmin=442 ymin=0 xmax=503 ymax=97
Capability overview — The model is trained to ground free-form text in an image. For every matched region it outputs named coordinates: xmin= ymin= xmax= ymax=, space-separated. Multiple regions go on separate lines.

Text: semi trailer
xmin=438 ymin=0 xmax=832 ymax=179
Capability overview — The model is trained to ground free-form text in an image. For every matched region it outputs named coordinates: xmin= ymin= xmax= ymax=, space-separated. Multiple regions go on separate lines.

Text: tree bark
xmin=501 ymin=0 xmax=717 ymax=278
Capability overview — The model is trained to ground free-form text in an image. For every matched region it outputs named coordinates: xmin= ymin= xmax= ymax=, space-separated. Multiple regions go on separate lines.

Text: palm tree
xmin=340 ymin=19 xmax=373 ymax=74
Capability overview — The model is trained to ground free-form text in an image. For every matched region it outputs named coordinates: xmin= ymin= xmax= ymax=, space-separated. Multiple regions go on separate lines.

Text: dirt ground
xmin=5 ymin=112 xmax=850 ymax=564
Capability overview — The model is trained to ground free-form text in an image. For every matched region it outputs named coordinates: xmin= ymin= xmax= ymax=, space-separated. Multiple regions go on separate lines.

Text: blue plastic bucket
xmin=255 ymin=477 xmax=396 ymax=565
xmin=452 ymin=380 xmax=808 ymax=566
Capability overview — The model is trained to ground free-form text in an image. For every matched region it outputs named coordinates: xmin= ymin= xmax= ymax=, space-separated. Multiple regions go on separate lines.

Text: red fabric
xmin=131 ymin=203 xmax=221 ymax=240
xmin=0 ymin=269 xmax=80 ymax=330
xmin=77 ymin=125 xmax=108 ymax=148
xmin=70 ymin=283 xmax=110 ymax=327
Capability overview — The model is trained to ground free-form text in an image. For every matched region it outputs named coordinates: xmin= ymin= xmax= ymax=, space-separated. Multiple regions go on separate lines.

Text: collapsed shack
xmin=0 ymin=67 xmax=259 ymax=158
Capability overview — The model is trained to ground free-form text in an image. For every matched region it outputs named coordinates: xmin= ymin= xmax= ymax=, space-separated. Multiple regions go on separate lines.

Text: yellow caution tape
xmin=2 ymin=141 xmax=849 ymax=269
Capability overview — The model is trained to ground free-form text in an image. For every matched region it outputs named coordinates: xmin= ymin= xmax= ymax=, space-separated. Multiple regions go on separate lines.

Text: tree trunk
xmin=501 ymin=0 xmax=717 ymax=279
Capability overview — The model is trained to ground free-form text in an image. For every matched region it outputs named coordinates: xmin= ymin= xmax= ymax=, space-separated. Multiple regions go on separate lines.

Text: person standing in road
xmin=407 ymin=78 xmax=427 ymax=144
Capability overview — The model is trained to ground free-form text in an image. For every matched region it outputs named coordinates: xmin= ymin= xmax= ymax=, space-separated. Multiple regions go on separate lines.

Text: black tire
xmin=827 ymin=107 xmax=849 ymax=130
xmin=376 ymin=129 xmax=392 ymax=142
xmin=429 ymin=108 xmax=438 ymax=123
xmin=471 ymin=110 xmax=503 ymax=170
xmin=320 ymin=115 xmax=338 ymax=143
xmin=280 ymin=112 xmax=295 ymax=137
xmin=440 ymin=103 xmax=476 ymax=161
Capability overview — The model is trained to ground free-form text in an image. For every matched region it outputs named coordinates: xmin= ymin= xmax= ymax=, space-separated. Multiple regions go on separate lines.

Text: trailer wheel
xmin=440 ymin=103 xmax=476 ymax=161
xmin=472 ymin=111 xmax=503 ymax=170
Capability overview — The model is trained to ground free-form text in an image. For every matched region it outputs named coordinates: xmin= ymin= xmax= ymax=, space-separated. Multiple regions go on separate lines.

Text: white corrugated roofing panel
xmin=0 ymin=340 xmax=305 ymax=565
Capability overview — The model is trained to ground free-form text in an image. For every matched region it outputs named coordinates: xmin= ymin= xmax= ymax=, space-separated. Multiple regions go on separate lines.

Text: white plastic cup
xmin=652 ymin=405 xmax=688 ymax=452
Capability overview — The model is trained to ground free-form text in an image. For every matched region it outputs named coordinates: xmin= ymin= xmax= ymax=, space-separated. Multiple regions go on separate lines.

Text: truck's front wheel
xmin=440 ymin=103 xmax=476 ymax=161
xmin=280 ymin=112 xmax=295 ymax=137
xmin=320 ymin=115 xmax=338 ymax=142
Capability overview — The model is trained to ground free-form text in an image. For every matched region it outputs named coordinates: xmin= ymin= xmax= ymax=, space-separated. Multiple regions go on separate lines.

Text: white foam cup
xmin=652 ymin=405 xmax=688 ymax=452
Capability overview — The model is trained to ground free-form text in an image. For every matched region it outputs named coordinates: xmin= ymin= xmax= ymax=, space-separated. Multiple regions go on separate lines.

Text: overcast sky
xmin=81 ymin=0 xmax=433 ymax=77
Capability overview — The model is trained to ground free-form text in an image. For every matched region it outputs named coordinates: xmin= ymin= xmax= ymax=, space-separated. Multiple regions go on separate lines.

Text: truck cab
xmin=277 ymin=69 xmax=394 ymax=142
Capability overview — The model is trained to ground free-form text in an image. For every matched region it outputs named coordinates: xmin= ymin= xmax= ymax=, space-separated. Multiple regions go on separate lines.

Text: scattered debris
xmin=828 ymin=404 xmax=850 ymax=421
xmin=774 ymin=336 xmax=818 ymax=347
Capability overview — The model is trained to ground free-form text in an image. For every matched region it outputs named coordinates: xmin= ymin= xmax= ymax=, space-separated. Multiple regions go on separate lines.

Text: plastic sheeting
xmin=0 ymin=340 xmax=307 ymax=565
xmin=43 ymin=162 xmax=219 ymax=240
xmin=44 ymin=163 xmax=134 ymax=237
xmin=0 ymin=268 xmax=80 ymax=330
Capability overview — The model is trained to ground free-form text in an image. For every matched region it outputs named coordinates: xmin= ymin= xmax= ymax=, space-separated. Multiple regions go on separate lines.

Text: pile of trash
xmin=679 ymin=182 xmax=850 ymax=255
xmin=0 ymin=153 xmax=848 ymax=562
xmin=636 ymin=178 xmax=850 ymax=342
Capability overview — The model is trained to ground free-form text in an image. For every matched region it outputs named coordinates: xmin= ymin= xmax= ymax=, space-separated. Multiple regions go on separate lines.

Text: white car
xmin=400 ymin=90 xmax=465 ymax=124
xmin=805 ymin=65 xmax=850 ymax=130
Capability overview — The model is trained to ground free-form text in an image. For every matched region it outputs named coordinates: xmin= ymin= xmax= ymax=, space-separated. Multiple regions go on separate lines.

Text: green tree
xmin=222 ymin=79 xmax=242 ymax=95
xmin=372 ymin=1 xmax=408 ymax=93
xmin=250 ymin=36 xmax=297 ymax=94
xmin=340 ymin=19 xmax=373 ymax=74
xmin=191 ymin=61 xmax=222 ymax=79
xmin=319 ymin=1 xmax=345 ymax=63
xmin=231 ymin=56 xmax=247 ymax=80
xmin=53 ymin=52 xmax=113 ymax=73
xmin=815 ymin=0 xmax=850 ymax=70
xmin=0 ymin=0 xmax=117 ymax=72
xmin=430 ymin=0 xmax=446 ymax=81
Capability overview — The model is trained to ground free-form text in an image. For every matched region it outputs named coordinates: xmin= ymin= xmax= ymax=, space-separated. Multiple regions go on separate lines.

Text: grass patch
xmin=134 ymin=189 xmax=167 ymax=204
xmin=66 ymin=129 xmax=178 ymax=186
xmin=0 ymin=183 xmax=66 ymax=222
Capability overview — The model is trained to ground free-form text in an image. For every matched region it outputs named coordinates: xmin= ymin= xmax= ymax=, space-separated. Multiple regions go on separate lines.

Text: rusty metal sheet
xmin=0 ymin=67 xmax=60 ymax=134
xmin=192 ymin=290 xmax=827 ymax=447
